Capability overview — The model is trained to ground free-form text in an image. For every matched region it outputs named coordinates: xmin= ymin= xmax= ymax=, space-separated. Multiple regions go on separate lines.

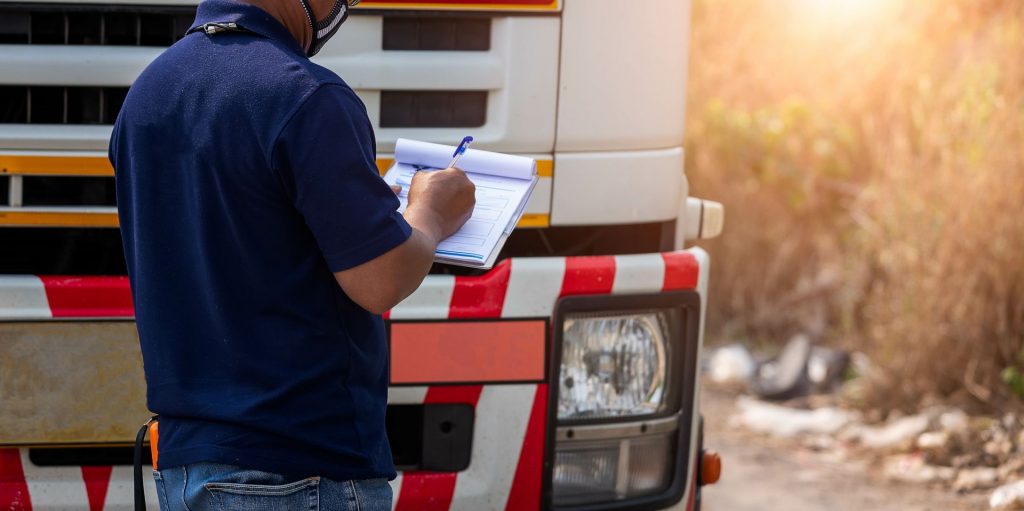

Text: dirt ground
xmin=698 ymin=387 xmax=989 ymax=511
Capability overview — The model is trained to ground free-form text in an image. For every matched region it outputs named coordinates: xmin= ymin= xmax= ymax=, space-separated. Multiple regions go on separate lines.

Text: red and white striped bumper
xmin=0 ymin=249 xmax=708 ymax=511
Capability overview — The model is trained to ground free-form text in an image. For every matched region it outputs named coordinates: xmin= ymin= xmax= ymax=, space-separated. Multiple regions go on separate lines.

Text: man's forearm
xmin=333 ymin=205 xmax=442 ymax=314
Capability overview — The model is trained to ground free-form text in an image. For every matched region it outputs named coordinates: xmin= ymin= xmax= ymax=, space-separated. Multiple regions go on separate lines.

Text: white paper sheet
xmin=394 ymin=138 xmax=536 ymax=180
xmin=383 ymin=139 xmax=538 ymax=268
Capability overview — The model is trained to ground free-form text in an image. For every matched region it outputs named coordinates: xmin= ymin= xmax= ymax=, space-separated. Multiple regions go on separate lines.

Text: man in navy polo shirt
xmin=109 ymin=0 xmax=475 ymax=508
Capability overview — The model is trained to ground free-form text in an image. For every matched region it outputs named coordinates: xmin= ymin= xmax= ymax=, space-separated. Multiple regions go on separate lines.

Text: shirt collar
xmin=189 ymin=0 xmax=306 ymax=57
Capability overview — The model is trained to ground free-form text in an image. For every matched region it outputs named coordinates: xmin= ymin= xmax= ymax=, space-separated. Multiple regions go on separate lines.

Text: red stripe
xmin=81 ymin=466 xmax=113 ymax=511
xmin=422 ymin=385 xmax=483 ymax=405
xmin=38 ymin=276 xmax=133 ymax=318
xmin=0 ymin=448 xmax=32 ymax=511
xmin=661 ymin=252 xmax=699 ymax=291
xmin=560 ymin=256 xmax=615 ymax=296
xmin=394 ymin=386 xmax=483 ymax=511
xmin=393 ymin=473 xmax=457 ymax=511
xmin=504 ymin=384 xmax=547 ymax=511
xmin=448 ymin=259 xmax=511 ymax=318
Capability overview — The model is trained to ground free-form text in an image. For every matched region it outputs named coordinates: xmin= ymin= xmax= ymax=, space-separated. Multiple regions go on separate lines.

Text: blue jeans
xmin=152 ymin=463 xmax=392 ymax=511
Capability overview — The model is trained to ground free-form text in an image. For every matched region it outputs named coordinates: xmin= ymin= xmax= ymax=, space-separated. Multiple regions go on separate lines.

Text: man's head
xmin=244 ymin=0 xmax=358 ymax=57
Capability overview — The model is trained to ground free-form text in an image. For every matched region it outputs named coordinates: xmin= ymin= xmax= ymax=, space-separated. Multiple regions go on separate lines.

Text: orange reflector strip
xmin=535 ymin=159 xmax=553 ymax=177
xmin=376 ymin=158 xmax=395 ymax=176
xmin=0 ymin=210 xmax=119 ymax=227
xmin=0 ymin=155 xmax=113 ymax=177
xmin=390 ymin=320 xmax=547 ymax=384
xmin=516 ymin=213 xmax=549 ymax=228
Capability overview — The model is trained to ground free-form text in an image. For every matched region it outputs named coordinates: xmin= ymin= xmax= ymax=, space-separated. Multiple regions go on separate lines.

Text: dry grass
xmin=686 ymin=0 xmax=1024 ymax=412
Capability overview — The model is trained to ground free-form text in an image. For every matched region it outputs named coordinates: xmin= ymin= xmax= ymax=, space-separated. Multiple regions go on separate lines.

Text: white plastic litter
xmin=730 ymin=396 xmax=859 ymax=438
xmin=990 ymin=480 xmax=1024 ymax=510
xmin=707 ymin=344 xmax=757 ymax=385
xmin=856 ymin=414 xmax=931 ymax=450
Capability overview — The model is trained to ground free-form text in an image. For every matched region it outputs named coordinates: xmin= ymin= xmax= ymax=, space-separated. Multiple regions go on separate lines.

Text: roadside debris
xmin=706 ymin=337 xmax=1024 ymax=507
xmin=750 ymin=334 xmax=814 ymax=400
xmin=990 ymin=480 xmax=1024 ymax=510
xmin=730 ymin=396 xmax=858 ymax=438
xmin=708 ymin=335 xmax=852 ymax=401
xmin=707 ymin=344 xmax=757 ymax=386
xmin=953 ymin=467 xmax=1000 ymax=492
xmin=883 ymin=453 xmax=956 ymax=484
xmin=853 ymin=414 xmax=931 ymax=451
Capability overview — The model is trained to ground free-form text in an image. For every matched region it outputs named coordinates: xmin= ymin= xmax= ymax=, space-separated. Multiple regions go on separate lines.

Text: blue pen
xmin=447 ymin=136 xmax=474 ymax=169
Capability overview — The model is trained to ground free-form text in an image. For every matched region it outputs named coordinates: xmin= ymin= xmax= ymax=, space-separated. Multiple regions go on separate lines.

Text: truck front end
xmin=0 ymin=0 xmax=722 ymax=509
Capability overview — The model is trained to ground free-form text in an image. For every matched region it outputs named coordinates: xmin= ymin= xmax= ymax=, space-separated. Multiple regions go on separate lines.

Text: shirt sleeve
xmin=273 ymin=84 xmax=412 ymax=272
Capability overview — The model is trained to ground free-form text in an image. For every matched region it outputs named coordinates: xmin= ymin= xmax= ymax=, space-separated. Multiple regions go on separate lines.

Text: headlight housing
xmin=558 ymin=311 xmax=671 ymax=420
xmin=549 ymin=291 xmax=701 ymax=511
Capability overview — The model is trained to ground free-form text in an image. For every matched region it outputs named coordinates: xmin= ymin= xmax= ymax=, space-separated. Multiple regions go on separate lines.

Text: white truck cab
xmin=0 ymin=1 xmax=723 ymax=509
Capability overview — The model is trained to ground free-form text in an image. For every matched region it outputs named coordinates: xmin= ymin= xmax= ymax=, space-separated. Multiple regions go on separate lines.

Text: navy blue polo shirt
xmin=110 ymin=0 xmax=410 ymax=482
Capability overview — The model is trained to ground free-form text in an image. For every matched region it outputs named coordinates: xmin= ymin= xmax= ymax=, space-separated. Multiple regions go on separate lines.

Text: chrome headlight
xmin=558 ymin=311 xmax=670 ymax=420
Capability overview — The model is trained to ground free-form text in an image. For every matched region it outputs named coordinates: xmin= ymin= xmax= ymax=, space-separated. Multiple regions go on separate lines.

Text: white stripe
xmin=21 ymin=449 xmax=91 ymax=509
xmin=683 ymin=247 xmax=710 ymax=506
xmin=389 ymin=275 xmax=454 ymax=320
xmin=501 ymin=257 xmax=565 ymax=318
xmin=106 ymin=464 xmax=162 ymax=509
xmin=19 ymin=450 xmax=161 ymax=510
xmin=0 ymin=275 xmax=52 ymax=320
xmin=387 ymin=386 xmax=428 ymax=405
xmin=611 ymin=254 xmax=665 ymax=294
xmin=449 ymin=385 xmax=536 ymax=511
xmin=389 ymin=472 xmax=402 ymax=511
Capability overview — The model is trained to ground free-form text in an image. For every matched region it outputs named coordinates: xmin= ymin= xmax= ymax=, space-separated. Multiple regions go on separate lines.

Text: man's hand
xmin=405 ymin=168 xmax=476 ymax=242
xmin=333 ymin=168 xmax=475 ymax=314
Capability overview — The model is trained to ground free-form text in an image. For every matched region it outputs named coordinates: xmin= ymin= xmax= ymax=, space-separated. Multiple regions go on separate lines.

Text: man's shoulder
xmin=146 ymin=33 xmax=349 ymax=96
xmin=132 ymin=34 xmax=360 ymax=122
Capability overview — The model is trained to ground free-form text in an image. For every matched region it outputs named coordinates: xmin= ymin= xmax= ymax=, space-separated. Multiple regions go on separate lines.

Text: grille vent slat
xmin=0 ymin=86 xmax=130 ymax=125
xmin=380 ymin=91 xmax=488 ymax=128
xmin=0 ymin=7 xmax=196 ymax=46
xmin=383 ymin=17 xmax=491 ymax=51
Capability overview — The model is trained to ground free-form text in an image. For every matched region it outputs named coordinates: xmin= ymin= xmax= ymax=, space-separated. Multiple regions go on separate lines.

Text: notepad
xmin=383 ymin=138 xmax=538 ymax=269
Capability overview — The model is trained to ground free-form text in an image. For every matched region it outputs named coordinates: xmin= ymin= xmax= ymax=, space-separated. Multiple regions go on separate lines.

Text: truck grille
xmin=0 ymin=85 xmax=129 ymax=125
xmin=0 ymin=5 xmax=196 ymax=46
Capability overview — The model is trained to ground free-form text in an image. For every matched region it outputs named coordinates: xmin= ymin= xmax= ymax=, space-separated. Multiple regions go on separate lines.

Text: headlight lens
xmin=558 ymin=311 xmax=670 ymax=420
xmin=552 ymin=434 xmax=676 ymax=506
xmin=551 ymin=444 xmax=620 ymax=504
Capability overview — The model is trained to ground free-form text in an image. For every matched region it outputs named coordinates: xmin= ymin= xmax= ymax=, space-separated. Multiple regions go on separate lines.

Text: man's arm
xmin=334 ymin=168 xmax=475 ymax=314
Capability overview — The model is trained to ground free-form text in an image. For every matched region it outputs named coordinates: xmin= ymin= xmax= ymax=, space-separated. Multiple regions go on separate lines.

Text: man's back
xmin=110 ymin=0 xmax=411 ymax=482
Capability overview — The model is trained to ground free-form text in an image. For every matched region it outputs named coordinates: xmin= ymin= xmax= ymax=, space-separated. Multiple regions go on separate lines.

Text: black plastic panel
xmin=30 ymin=447 xmax=148 ymax=467
xmin=420 ymin=403 xmax=474 ymax=471
xmin=383 ymin=16 xmax=490 ymax=51
xmin=380 ymin=90 xmax=487 ymax=128
xmin=387 ymin=403 xmax=475 ymax=472
xmin=28 ymin=404 xmax=475 ymax=472
xmin=0 ymin=229 xmax=128 ymax=275
xmin=22 ymin=176 xmax=116 ymax=207
xmin=0 ymin=5 xmax=195 ymax=46
xmin=0 ymin=86 xmax=130 ymax=125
